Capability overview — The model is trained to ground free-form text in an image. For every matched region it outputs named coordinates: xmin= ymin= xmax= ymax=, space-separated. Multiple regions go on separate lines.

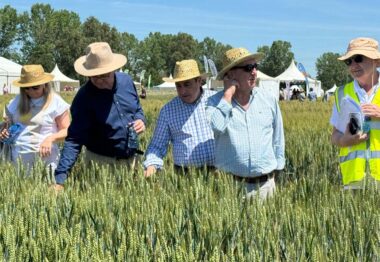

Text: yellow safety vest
xmin=335 ymin=82 xmax=380 ymax=185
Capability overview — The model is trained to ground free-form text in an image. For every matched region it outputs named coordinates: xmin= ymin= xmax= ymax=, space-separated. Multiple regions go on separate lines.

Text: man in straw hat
xmin=206 ymin=47 xmax=285 ymax=200
xmin=330 ymin=37 xmax=380 ymax=189
xmin=143 ymin=59 xmax=215 ymax=177
xmin=53 ymin=42 xmax=146 ymax=190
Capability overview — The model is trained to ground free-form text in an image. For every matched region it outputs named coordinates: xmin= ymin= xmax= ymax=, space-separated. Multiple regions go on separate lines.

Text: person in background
xmin=3 ymin=83 xmax=9 ymax=95
xmin=307 ymin=87 xmax=317 ymax=101
xmin=0 ymin=64 xmax=70 ymax=175
xmin=140 ymin=85 xmax=147 ymax=99
xmin=53 ymin=42 xmax=146 ymax=190
xmin=206 ymin=47 xmax=285 ymax=200
xmin=143 ymin=59 xmax=215 ymax=177
xmin=330 ymin=37 xmax=380 ymax=189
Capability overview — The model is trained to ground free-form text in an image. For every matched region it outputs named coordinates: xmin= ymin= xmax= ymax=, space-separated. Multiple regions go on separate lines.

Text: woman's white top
xmin=7 ymin=93 xmax=70 ymax=165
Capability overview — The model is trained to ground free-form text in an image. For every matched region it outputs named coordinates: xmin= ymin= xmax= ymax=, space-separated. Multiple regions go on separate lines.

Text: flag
xmin=147 ymin=74 xmax=151 ymax=89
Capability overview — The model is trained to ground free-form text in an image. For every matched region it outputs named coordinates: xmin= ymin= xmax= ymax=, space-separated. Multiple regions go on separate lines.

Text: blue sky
xmin=2 ymin=0 xmax=380 ymax=77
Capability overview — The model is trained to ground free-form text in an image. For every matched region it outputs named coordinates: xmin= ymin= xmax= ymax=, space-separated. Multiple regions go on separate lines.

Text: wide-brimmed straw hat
xmin=338 ymin=37 xmax=380 ymax=61
xmin=74 ymin=42 xmax=127 ymax=77
xmin=163 ymin=59 xmax=209 ymax=82
xmin=13 ymin=64 xmax=54 ymax=88
xmin=217 ymin=47 xmax=263 ymax=80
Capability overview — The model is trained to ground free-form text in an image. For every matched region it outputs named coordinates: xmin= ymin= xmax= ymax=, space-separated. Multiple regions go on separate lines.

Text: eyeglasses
xmin=92 ymin=72 xmax=112 ymax=79
xmin=344 ymin=55 xmax=364 ymax=66
xmin=232 ymin=63 xmax=259 ymax=72
xmin=24 ymin=85 xmax=41 ymax=91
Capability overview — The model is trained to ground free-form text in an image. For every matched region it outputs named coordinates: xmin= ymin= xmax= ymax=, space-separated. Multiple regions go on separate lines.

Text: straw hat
xmin=217 ymin=47 xmax=263 ymax=80
xmin=74 ymin=42 xmax=127 ymax=76
xmin=13 ymin=64 xmax=54 ymax=87
xmin=338 ymin=37 xmax=380 ymax=61
xmin=163 ymin=59 xmax=209 ymax=82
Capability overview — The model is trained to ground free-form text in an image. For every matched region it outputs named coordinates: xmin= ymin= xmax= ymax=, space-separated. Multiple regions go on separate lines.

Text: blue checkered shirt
xmin=206 ymin=88 xmax=285 ymax=177
xmin=144 ymin=89 xmax=216 ymax=169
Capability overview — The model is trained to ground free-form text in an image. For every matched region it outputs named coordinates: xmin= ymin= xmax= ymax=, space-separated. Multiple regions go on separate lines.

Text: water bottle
xmin=362 ymin=116 xmax=371 ymax=134
xmin=128 ymin=123 xmax=139 ymax=150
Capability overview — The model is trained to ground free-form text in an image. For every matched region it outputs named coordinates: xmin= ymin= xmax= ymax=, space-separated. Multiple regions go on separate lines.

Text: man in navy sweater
xmin=53 ymin=42 xmax=146 ymax=190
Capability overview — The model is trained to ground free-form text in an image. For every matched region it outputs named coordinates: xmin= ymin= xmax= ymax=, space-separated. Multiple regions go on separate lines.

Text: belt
xmin=231 ymin=170 xmax=277 ymax=184
xmin=174 ymin=165 xmax=215 ymax=174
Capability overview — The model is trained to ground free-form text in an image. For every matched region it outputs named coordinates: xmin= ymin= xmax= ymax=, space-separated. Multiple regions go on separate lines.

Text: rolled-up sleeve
xmin=206 ymin=94 xmax=233 ymax=134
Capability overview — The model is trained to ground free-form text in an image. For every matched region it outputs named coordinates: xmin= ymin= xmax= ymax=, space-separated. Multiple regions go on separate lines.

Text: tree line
xmin=0 ymin=4 xmax=351 ymax=88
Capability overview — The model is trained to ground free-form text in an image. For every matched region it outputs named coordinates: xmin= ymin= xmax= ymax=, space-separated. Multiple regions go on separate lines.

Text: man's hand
xmin=144 ymin=165 xmax=156 ymax=177
xmin=361 ymin=103 xmax=380 ymax=120
xmin=133 ymin=119 xmax=146 ymax=134
xmin=336 ymin=124 xmax=368 ymax=147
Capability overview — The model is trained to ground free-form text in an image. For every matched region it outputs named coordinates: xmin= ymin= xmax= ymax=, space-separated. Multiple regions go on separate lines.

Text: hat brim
xmin=217 ymin=52 xmax=263 ymax=80
xmin=163 ymin=72 xmax=210 ymax=83
xmin=12 ymin=73 xmax=54 ymax=87
xmin=338 ymin=50 xmax=380 ymax=61
xmin=74 ymin=54 xmax=127 ymax=76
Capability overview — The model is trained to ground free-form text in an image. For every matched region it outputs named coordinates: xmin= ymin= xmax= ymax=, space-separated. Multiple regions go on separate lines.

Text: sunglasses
xmin=344 ymin=55 xmax=364 ymax=66
xmin=24 ymin=85 xmax=41 ymax=91
xmin=232 ymin=63 xmax=259 ymax=72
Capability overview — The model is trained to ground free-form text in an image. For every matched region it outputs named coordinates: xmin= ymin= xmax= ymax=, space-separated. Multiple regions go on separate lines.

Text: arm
xmin=272 ymin=101 xmax=285 ymax=170
xmin=206 ymin=74 xmax=238 ymax=134
xmin=54 ymin=91 xmax=90 ymax=185
xmin=331 ymin=126 xmax=368 ymax=147
xmin=40 ymin=110 xmax=70 ymax=158
xmin=143 ymin=109 xmax=171 ymax=177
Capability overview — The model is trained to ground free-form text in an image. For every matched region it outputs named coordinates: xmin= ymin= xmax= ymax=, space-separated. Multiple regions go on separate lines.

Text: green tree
xmin=81 ymin=16 xmax=122 ymax=52
xmin=0 ymin=5 xmax=20 ymax=58
xmin=198 ymin=37 xmax=232 ymax=75
xmin=136 ymin=32 xmax=169 ymax=85
xmin=19 ymin=4 xmax=84 ymax=78
xmin=316 ymin=52 xmax=352 ymax=90
xmin=120 ymin=32 xmax=140 ymax=78
xmin=257 ymin=40 xmax=294 ymax=77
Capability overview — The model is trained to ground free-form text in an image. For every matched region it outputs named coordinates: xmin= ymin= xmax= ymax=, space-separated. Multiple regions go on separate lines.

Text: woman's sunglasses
xmin=344 ymin=55 xmax=364 ymax=66
xmin=24 ymin=85 xmax=41 ymax=91
xmin=232 ymin=63 xmax=259 ymax=72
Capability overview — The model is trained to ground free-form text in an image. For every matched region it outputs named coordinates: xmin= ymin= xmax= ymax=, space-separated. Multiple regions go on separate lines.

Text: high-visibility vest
xmin=335 ymin=82 xmax=380 ymax=185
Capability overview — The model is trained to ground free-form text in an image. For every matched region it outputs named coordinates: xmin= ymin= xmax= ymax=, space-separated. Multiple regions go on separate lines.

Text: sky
xmin=2 ymin=0 xmax=380 ymax=77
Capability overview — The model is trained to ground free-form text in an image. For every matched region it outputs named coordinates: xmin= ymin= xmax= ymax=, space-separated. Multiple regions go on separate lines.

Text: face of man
xmin=90 ymin=71 xmax=115 ymax=90
xmin=175 ymin=77 xmax=202 ymax=104
xmin=228 ymin=59 xmax=258 ymax=92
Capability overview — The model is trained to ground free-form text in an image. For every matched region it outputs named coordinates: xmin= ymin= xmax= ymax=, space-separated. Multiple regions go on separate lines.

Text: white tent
xmin=326 ymin=84 xmax=338 ymax=94
xmin=154 ymin=74 xmax=176 ymax=89
xmin=275 ymin=60 xmax=322 ymax=97
xmin=51 ymin=64 xmax=80 ymax=92
xmin=275 ymin=60 xmax=306 ymax=82
xmin=257 ymin=70 xmax=280 ymax=100
xmin=0 ymin=57 xmax=22 ymax=94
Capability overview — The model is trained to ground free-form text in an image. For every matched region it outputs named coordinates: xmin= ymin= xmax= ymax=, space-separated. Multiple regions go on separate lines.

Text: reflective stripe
xmin=371 ymin=151 xmax=380 ymax=158
xmin=336 ymin=85 xmax=345 ymax=112
xmin=370 ymin=121 xmax=380 ymax=130
xmin=340 ymin=150 xmax=380 ymax=162
xmin=340 ymin=150 xmax=366 ymax=162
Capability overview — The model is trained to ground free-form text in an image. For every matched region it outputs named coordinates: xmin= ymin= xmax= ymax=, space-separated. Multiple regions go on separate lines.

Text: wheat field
xmin=0 ymin=91 xmax=378 ymax=261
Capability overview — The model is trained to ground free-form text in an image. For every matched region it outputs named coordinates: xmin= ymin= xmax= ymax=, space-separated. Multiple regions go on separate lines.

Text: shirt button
xmin=120 ymin=114 xmax=124 ymax=117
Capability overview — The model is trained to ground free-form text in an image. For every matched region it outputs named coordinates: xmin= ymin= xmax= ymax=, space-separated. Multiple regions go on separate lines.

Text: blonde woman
xmin=0 ymin=64 xmax=70 ymax=174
